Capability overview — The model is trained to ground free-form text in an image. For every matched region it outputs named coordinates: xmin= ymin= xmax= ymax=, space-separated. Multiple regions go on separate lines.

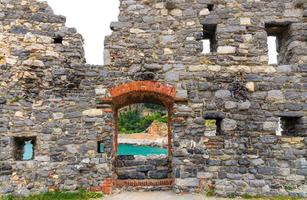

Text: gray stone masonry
xmin=0 ymin=0 xmax=306 ymax=197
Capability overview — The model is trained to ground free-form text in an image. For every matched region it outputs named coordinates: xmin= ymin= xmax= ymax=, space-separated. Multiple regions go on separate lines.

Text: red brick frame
xmin=108 ymin=81 xmax=176 ymax=158
xmin=98 ymin=81 xmax=176 ymax=193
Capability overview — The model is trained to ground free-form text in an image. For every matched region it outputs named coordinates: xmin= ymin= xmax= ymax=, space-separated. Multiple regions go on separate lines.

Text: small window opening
xmin=201 ymin=24 xmax=217 ymax=54
xmin=276 ymin=117 xmax=302 ymax=136
xmin=265 ymin=23 xmax=290 ymax=65
xmin=14 ymin=137 xmax=36 ymax=161
xmin=204 ymin=118 xmax=222 ymax=136
xmin=202 ymin=39 xmax=211 ymax=54
xmin=53 ymin=36 xmax=63 ymax=44
xmin=267 ymin=36 xmax=278 ymax=64
xmin=207 ymin=4 xmax=214 ymax=11
xmin=97 ymin=141 xmax=104 ymax=153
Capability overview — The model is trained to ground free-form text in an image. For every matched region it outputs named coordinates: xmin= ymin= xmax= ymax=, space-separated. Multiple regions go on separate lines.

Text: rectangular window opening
xmin=201 ymin=24 xmax=217 ymax=54
xmin=97 ymin=141 xmax=105 ymax=153
xmin=202 ymin=39 xmax=211 ymax=54
xmin=276 ymin=117 xmax=302 ymax=137
xmin=53 ymin=36 xmax=63 ymax=44
xmin=204 ymin=118 xmax=222 ymax=136
xmin=207 ymin=4 xmax=214 ymax=11
xmin=14 ymin=137 xmax=36 ymax=161
xmin=267 ymin=36 xmax=278 ymax=64
xmin=265 ymin=23 xmax=290 ymax=65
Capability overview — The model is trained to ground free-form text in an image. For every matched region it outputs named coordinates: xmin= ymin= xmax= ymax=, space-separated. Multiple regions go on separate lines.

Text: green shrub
xmin=204 ymin=119 xmax=216 ymax=128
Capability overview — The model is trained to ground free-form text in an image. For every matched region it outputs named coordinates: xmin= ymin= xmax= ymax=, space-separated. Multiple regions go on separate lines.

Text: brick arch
xmin=107 ymin=81 xmax=176 ymax=161
xmin=108 ymin=81 xmax=176 ymax=110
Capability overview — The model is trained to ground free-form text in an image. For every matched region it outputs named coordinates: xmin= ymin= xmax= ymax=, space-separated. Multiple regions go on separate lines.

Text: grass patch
xmin=242 ymin=194 xmax=304 ymax=200
xmin=0 ymin=190 xmax=103 ymax=200
xmin=204 ymin=187 xmax=215 ymax=197
xmin=205 ymin=190 xmax=215 ymax=197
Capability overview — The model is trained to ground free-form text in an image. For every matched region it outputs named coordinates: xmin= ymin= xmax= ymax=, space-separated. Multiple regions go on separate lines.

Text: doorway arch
xmin=108 ymin=81 xmax=176 ymax=159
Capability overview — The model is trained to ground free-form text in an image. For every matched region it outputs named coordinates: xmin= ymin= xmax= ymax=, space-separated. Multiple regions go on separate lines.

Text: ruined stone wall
xmin=104 ymin=0 xmax=307 ymax=197
xmin=0 ymin=0 xmax=113 ymax=196
xmin=0 ymin=0 xmax=306 ymax=197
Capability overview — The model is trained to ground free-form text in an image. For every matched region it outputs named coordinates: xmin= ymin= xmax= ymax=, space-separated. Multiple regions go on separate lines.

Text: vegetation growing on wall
xmin=118 ymin=104 xmax=167 ymax=134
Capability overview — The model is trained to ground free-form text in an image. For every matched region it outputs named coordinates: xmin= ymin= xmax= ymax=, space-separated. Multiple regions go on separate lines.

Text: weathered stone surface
xmin=240 ymin=18 xmax=251 ymax=26
xmin=82 ymin=109 xmax=103 ymax=117
xmin=263 ymin=122 xmax=278 ymax=131
xmin=221 ymin=119 xmax=237 ymax=131
xmin=246 ymin=82 xmax=255 ymax=92
xmin=144 ymin=64 xmax=162 ymax=71
xmin=238 ymin=101 xmax=251 ymax=110
xmin=225 ymin=101 xmax=237 ymax=110
xmin=215 ymin=90 xmax=231 ymax=99
xmin=0 ymin=0 xmax=306 ymax=197
xmin=165 ymin=71 xmax=179 ymax=81
xmin=176 ymin=178 xmax=199 ymax=187
xmin=217 ymin=46 xmax=236 ymax=54
xmin=267 ymin=90 xmax=284 ymax=101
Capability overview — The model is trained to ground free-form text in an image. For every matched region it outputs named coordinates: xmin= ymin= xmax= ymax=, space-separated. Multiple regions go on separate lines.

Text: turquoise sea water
xmin=118 ymin=144 xmax=167 ymax=156
xmin=23 ymin=141 xmax=33 ymax=160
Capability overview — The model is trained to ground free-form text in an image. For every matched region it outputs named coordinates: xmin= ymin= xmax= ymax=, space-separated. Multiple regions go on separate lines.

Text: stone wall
xmin=114 ymin=155 xmax=171 ymax=180
xmin=0 ymin=0 xmax=112 ymax=195
xmin=0 ymin=0 xmax=306 ymax=197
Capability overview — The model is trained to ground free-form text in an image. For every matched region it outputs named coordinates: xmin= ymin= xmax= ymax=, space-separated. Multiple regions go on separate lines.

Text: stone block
xmin=286 ymin=175 xmax=305 ymax=181
xmin=258 ymin=167 xmax=278 ymax=175
xmin=225 ymin=101 xmax=237 ymax=110
xmin=221 ymin=119 xmax=237 ymax=131
xmin=165 ymin=71 xmax=179 ymax=81
xmin=217 ymin=46 xmax=236 ymax=54
xmin=260 ymin=135 xmax=278 ymax=143
xmin=170 ymin=9 xmax=183 ymax=16
xmin=297 ymin=169 xmax=307 ymax=176
xmin=176 ymin=90 xmax=188 ymax=99
xmin=197 ymin=172 xmax=213 ymax=179
xmin=144 ymin=64 xmax=162 ymax=70
xmin=246 ymin=82 xmax=255 ymax=92
xmin=35 ymin=156 xmax=50 ymax=162
xmin=118 ymin=171 xmax=146 ymax=179
xmin=266 ymin=87 xmax=283 ymax=100
xmin=249 ymin=180 xmax=266 ymax=187
xmin=240 ymin=17 xmax=251 ymax=26
xmin=160 ymin=35 xmax=176 ymax=44
xmin=52 ymin=112 xmax=64 ymax=120
xmin=238 ymin=101 xmax=251 ymax=110
xmin=176 ymin=178 xmax=199 ymax=187
xmin=136 ymin=165 xmax=155 ymax=172
xmin=82 ymin=109 xmax=103 ymax=117
xmin=215 ymin=90 xmax=231 ymax=98
xmin=208 ymin=65 xmax=221 ymax=72
xmin=188 ymin=65 xmax=207 ymax=72
xmin=263 ymin=122 xmax=278 ymax=131
xmin=251 ymin=158 xmax=264 ymax=166
xmin=277 ymin=65 xmax=292 ymax=73
xmin=148 ymin=169 xmax=169 ymax=179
